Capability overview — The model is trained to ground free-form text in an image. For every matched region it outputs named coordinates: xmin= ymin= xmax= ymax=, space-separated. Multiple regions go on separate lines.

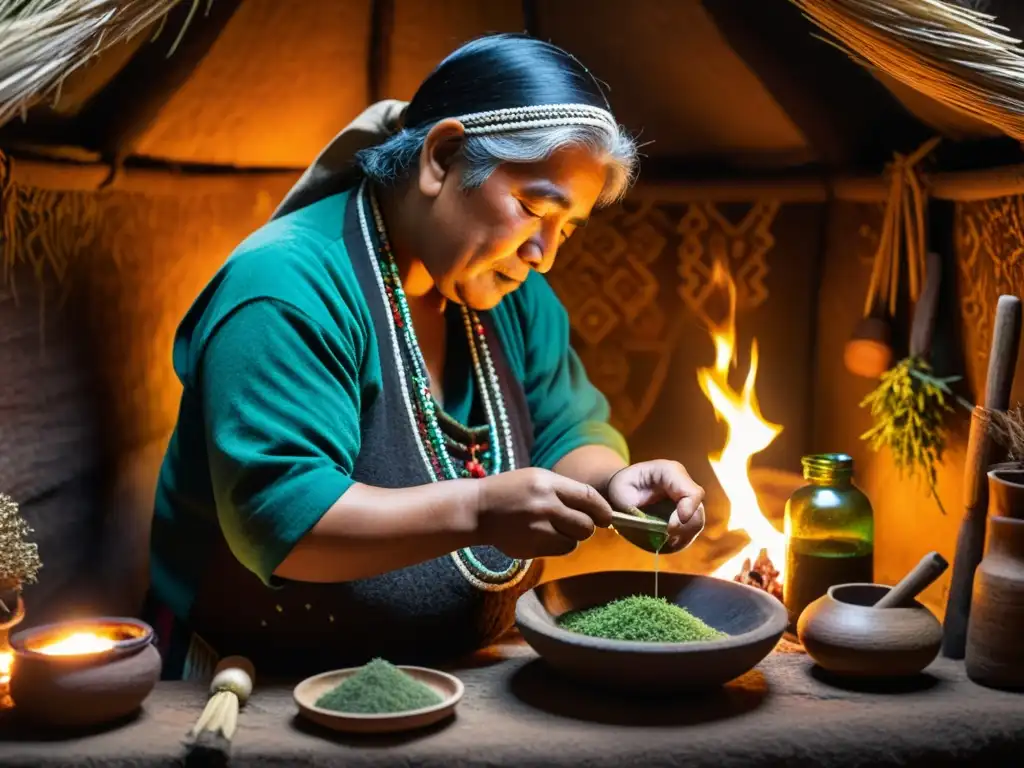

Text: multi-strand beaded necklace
xmin=356 ymin=181 xmax=532 ymax=592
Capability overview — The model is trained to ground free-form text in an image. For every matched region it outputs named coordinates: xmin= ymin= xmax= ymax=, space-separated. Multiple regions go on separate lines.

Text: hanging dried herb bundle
xmin=0 ymin=492 xmax=41 ymax=593
xmin=859 ymin=356 xmax=963 ymax=513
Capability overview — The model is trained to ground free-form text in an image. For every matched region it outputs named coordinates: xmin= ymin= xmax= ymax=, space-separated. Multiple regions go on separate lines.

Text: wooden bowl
xmin=515 ymin=571 xmax=787 ymax=694
xmin=797 ymin=583 xmax=942 ymax=678
xmin=294 ymin=665 xmax=464 ymax=734
xmin=9 ymin=616 xmax=161 ymax=729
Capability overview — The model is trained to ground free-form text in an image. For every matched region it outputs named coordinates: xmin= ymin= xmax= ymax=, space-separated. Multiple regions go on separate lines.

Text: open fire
xmin=698 ymin=262 xmax=786 ymax=600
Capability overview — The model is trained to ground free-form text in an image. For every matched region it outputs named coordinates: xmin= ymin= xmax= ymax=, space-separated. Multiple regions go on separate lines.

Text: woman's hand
xmin=475 ymin=468 xmax=614 ymax=559
xmin=606 ymin=460 xmax=706 ymax=554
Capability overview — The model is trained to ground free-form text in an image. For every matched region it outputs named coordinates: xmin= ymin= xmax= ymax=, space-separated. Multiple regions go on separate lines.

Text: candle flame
xmin=0 ymin=650 xmax=10 ymax=685
xmin=698 ymin=261 xmax=787 ymax=583
xmin=38 ymin=631 xmax=116 ymax=656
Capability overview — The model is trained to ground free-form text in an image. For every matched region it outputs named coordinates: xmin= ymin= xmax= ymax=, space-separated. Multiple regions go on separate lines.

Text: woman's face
xmin=415 ymin=121 xmax=611 ymax=310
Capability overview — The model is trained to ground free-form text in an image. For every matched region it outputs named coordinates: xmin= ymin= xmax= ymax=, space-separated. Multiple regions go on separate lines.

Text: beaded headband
xmin=451 ymin=103 xmax=618 ymax=136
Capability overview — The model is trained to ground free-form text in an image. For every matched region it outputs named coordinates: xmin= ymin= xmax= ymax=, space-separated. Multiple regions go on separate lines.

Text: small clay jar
xmin=797 ymin=583 xmax=942 ymax=678
xmin=9 ymin=617 xmax=161 ymax=729
xmin=965 ymin=469 xmax=1024 ymax=690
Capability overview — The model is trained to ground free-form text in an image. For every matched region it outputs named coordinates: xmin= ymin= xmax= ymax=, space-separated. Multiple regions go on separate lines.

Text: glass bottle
xmin=784 ymin=453 xmax=874 ymax=629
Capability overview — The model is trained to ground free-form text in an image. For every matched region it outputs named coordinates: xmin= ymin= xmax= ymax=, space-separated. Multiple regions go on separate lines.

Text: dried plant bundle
xmin=0 ymin=492 xmax=41 ymax=591
xmin=988 ymin=404 xmax=1024 ymax=461
xmin=859 ymin=356 xmax=963 ymax=513
xmin=791 ymin=0 xmax=1024 ymax=141
xmin=0 ymin=0 xmax=207 ymax=127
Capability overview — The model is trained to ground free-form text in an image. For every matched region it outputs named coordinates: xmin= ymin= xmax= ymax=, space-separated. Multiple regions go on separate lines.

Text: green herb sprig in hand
xmin=859 ymin=356 xmax=962 ymax=514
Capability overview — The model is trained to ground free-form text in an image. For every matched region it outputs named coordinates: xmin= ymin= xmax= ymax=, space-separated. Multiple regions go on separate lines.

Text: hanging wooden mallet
xmin=845 ymin=137 xmax=939 ymax=379
xmin=943 ymin=295 xmax=1022 ymax=659
xmin=185 ymin=655 xmax=255 ymax=761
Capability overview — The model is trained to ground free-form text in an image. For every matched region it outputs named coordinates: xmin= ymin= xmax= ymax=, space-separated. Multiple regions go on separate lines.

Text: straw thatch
xmin=791 ymin=0 xmax=1024 ymax=142
xmin=0 ymin=0 xmax=203 ymax=126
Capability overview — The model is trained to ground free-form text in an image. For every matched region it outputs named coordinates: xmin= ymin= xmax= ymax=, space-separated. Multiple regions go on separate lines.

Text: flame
xmin=37 ymin=631 xmax=116 ymax=656
xmin=697 ymin=262 xmax=787 ymax=583
xmin=0 ymin=650 xmax=10 ymax=685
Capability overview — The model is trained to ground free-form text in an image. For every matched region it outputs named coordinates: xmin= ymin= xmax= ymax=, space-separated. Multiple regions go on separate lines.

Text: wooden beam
xmin=633 ymin=178 xmax=828 ymax=204
xmin=367 ymin=0 xmax=395 ymax=104
xmin=76 ymin=0 xmax=245 ymax=164
xmin=834 ymin=165 xmax=1024 ymax=203
xmin=8 ymin=156 xmax=300 ymax=196
xmin=11 ymin=152 xmax=1024 ymax=204
xmin=700 ymin=0 xmax=928 ymax=170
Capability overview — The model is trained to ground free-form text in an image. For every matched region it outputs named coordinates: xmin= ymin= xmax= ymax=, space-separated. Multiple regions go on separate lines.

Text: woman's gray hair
xmin=356 ymin=120 xmax=639 ymax=207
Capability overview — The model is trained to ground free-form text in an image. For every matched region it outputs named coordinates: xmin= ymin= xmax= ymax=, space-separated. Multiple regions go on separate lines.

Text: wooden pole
xmin=943 ymin=296 xmax=1022 ymax=659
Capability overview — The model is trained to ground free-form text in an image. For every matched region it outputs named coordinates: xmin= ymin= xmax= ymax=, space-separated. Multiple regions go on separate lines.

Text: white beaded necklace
xmin=356 ymin=181 xmax=532 ymax=591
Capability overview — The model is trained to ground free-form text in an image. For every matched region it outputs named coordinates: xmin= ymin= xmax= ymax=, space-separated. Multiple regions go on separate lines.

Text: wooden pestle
xmin=874 ymin=552 xmax=949 ymax=609
xmin=943 ymin=295 xmax=1022 ymax=658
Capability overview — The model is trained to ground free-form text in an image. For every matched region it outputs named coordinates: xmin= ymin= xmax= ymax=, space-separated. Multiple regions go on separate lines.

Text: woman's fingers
xmin=531 ymin=521 xmax=584 ymax=556
xmin=665 ymin=502 xmax=706 ymax=552
xmin=547 ymin=505 xmax=598 ymax=542
xmin=553 ymin=477 xmax=614 ymax=528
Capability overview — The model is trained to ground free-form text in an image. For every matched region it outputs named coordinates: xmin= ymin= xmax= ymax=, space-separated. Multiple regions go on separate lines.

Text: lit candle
xmin=0 ymin=648 xmax=12 ymax=710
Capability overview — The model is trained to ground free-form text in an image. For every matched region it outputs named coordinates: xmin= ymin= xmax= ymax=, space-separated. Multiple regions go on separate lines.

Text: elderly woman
xmin=147 ymin=33 xmax=706 ymax=680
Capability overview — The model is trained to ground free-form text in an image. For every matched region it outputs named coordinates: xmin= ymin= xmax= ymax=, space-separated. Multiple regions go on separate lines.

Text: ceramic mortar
xmin=797 ymin=583 xmax=942 ymax=678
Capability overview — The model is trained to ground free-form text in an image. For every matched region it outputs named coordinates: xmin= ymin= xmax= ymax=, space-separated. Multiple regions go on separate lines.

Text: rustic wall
xmin=811 ymin=195 xmax=1024 ymax=616
xmin=541 ymin=197 xmax=823 ymax=581
xmin=1 ymin=165 xmax=294 ymax=622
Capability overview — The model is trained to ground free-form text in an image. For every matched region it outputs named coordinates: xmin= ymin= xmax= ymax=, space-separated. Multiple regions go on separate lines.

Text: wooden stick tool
xmin=874 ymin=551 xmax=948 ymax=609
xmin=943 ymin=295 xmax=1022 ymax=658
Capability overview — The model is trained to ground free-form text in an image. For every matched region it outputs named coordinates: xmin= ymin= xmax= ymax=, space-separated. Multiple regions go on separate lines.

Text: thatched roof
xmin=3 ymin=0 xmax=1024 ymax=176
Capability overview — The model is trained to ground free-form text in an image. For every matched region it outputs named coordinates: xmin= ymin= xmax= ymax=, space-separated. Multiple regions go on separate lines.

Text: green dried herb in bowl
xmin=315 ymin=658 xmax=444 ymax=714
xmin=557 ymin=595 xmax=726 ymax=643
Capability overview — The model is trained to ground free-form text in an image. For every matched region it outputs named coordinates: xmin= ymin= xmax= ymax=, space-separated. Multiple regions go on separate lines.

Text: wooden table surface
xmin=1 ymin=640 xmax=1022 ymax=767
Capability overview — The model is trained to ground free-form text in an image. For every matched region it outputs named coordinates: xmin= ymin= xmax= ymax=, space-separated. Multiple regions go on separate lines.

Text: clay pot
xmin=965 ymin=469 xmax=1024 ymax=690
xmin=9 ymin=617 xmax=161 ymax=729
xmin=843 ymin=317 xmax=893 ymax=379
xmin=797 ymin=583 xmax=942 ymax=678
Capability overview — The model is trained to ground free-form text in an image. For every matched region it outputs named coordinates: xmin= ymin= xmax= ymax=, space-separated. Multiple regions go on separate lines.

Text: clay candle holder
xmin=9 ymin=616 xmax=161 ymax=729
xmin=797 ymin=552 xmax=948 ymax=679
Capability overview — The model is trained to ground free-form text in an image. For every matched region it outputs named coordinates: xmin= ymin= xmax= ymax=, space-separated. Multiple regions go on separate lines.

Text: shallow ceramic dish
xmin=9 ymin=616 xmax=161 ymax=728
xmin=797 ymin=583 xmax=942 ymax=678
xmin=515 ymin=571 xmax=787 ymax=694
xmin=294 ymin=665 xmax=464 ymax=734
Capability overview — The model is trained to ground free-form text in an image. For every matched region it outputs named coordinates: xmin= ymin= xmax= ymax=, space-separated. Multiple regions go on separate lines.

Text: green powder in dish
xmin=314 ymin=658 xmax=444 ymax=714
xmin=557 ymin=595 xmax=726 ymax=643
